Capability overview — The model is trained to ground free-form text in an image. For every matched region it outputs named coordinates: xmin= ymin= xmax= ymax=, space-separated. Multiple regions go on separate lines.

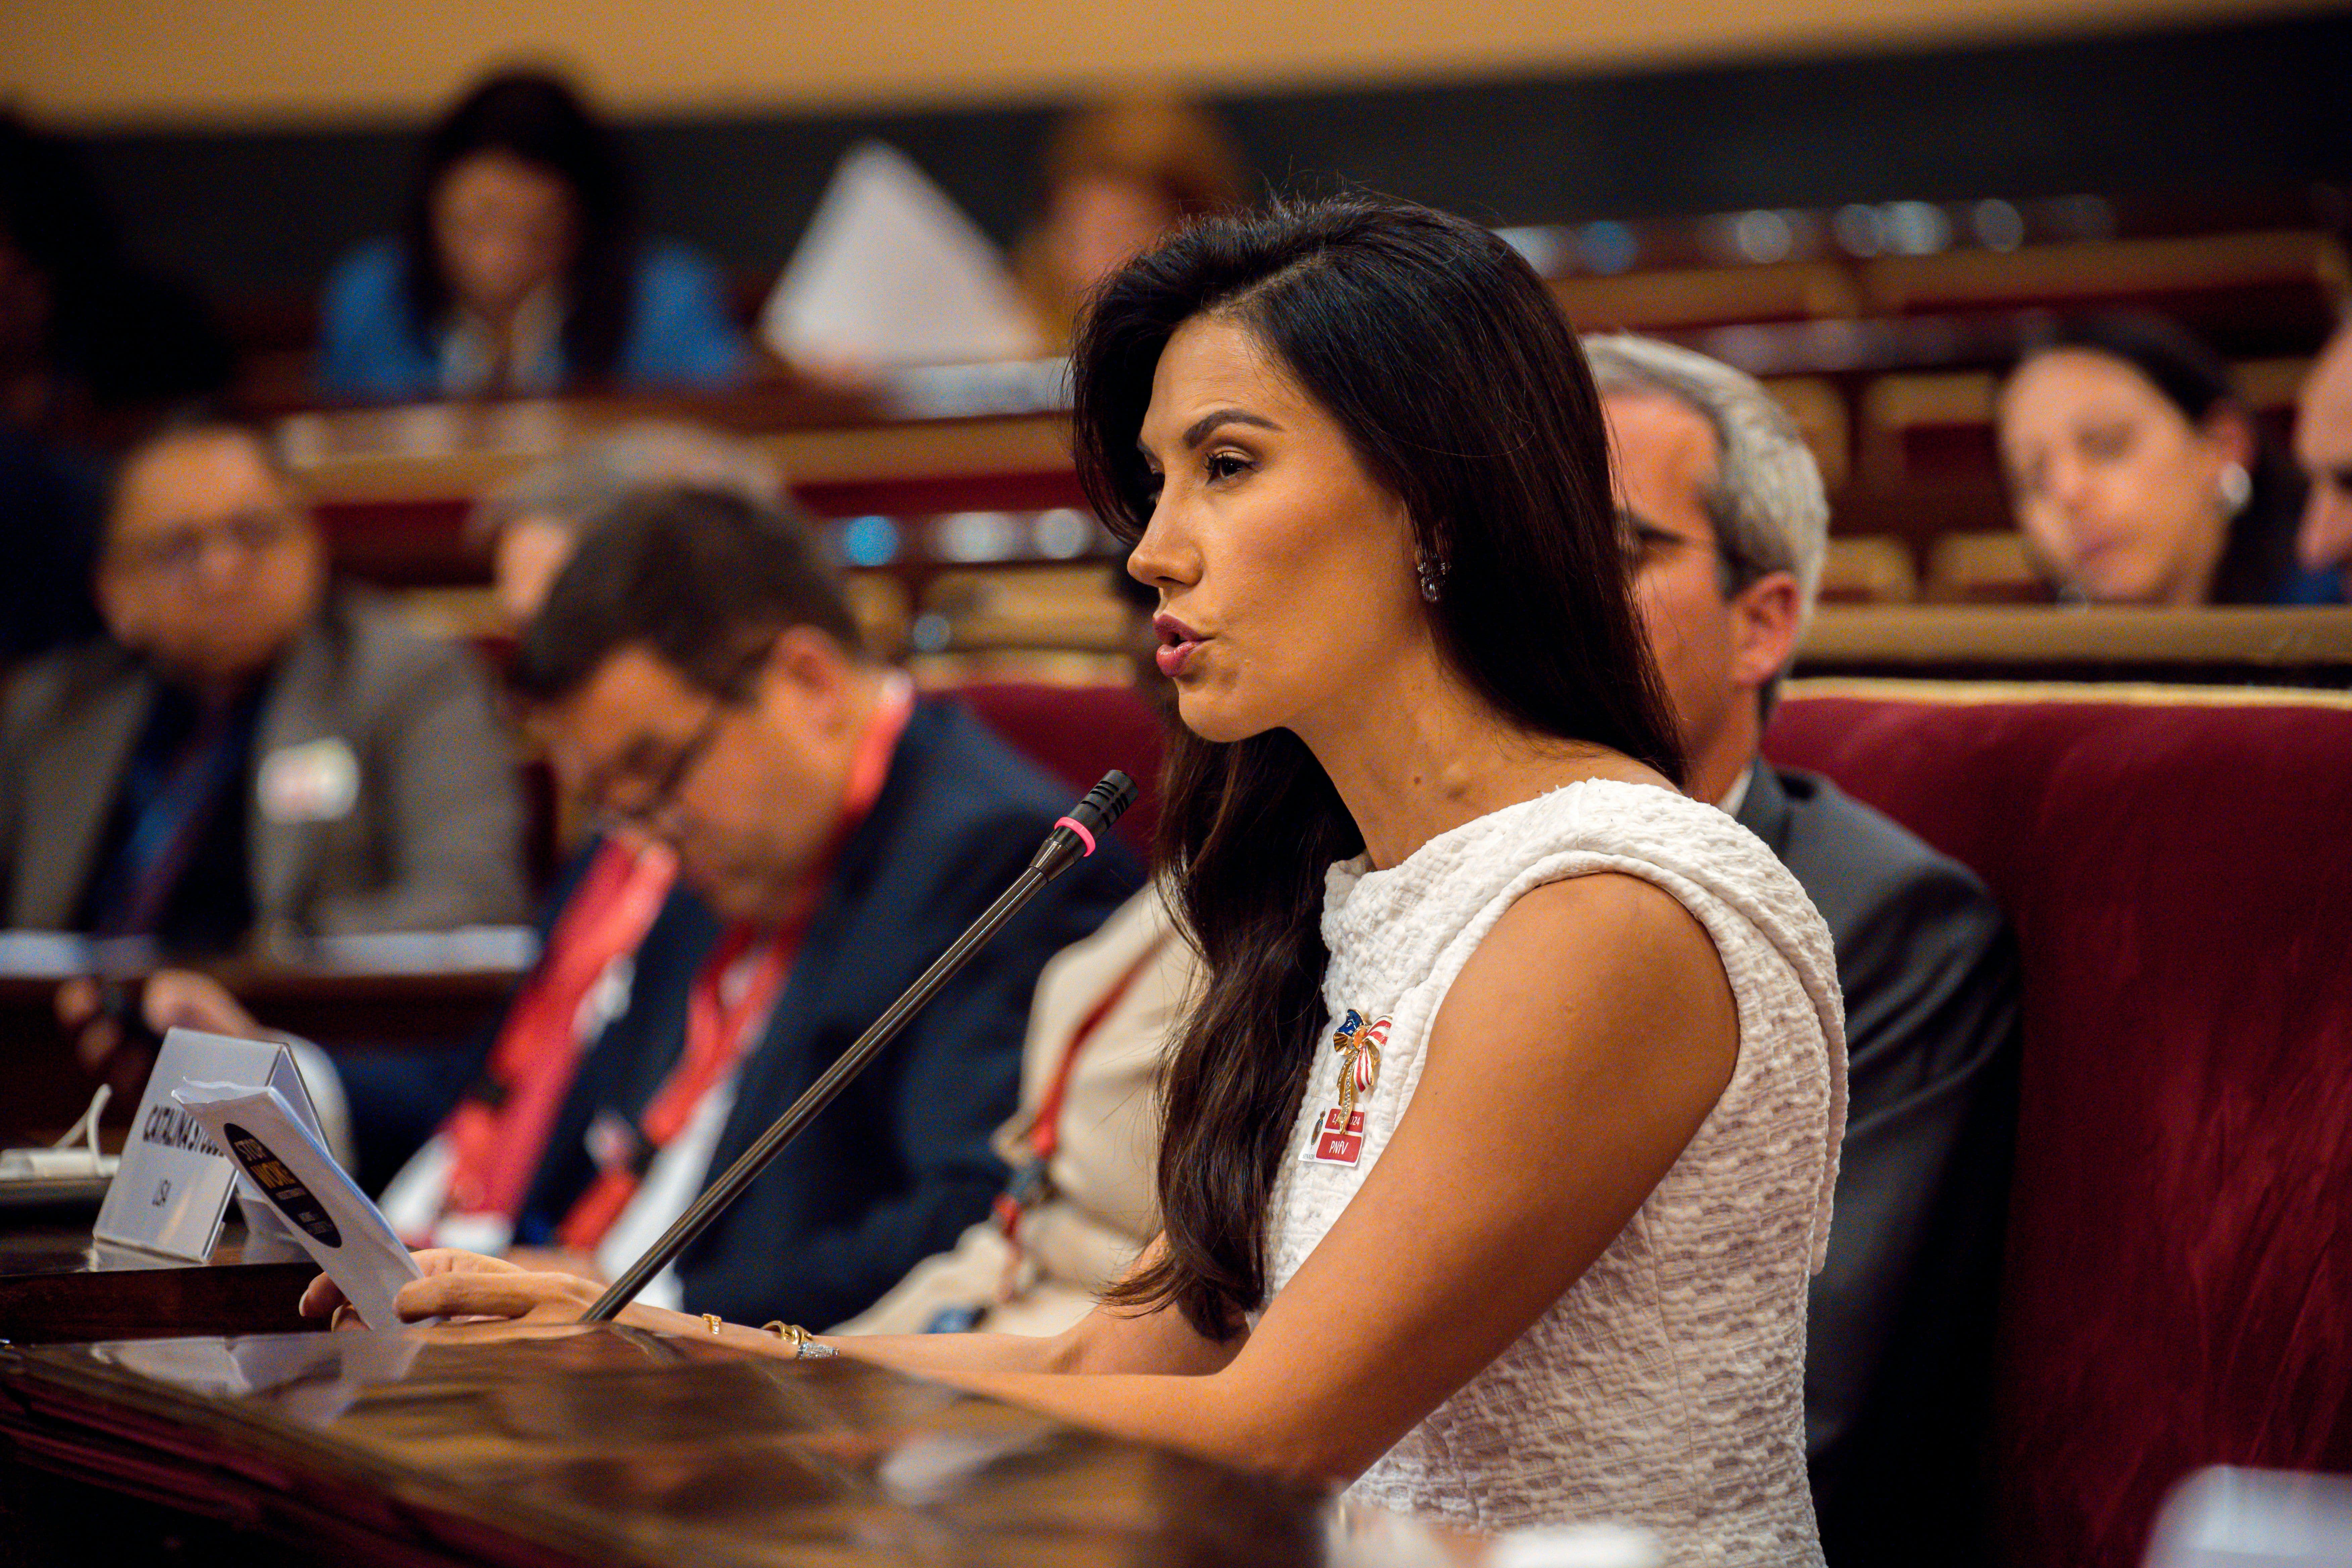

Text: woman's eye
xmin=2079 ymin=424 xmax=2133 ymax=461
xmin=1206 ymin=453 xmax=1249 ymax=482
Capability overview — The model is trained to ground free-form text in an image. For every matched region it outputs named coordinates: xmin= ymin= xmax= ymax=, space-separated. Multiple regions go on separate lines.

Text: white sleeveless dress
xmin=1263 ymin=779 xmax=1847 ymax=1565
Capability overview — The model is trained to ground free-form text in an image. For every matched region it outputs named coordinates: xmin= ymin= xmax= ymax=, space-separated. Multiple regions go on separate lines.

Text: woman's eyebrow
xmin=1181 ymin=408 xmax=1278 ymax=448
xmin=1137 ymin=407 xmax=1281 ymax=459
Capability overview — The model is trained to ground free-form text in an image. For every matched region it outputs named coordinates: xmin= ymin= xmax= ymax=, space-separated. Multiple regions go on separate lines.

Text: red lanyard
xmin=554 ymin=682 xmax=914 ymax=1252
xmin=1029 ymin=932 xmax=1171 ymax=1165
xmin=433 ymin=838 xmax=676 ymax=1228
xmin=995 ymin=928 xmax=1172 ymax=1251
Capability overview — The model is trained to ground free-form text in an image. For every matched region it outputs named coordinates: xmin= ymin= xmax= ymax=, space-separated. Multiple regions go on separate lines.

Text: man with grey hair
xmin=1587 ymin=335 xmax=2020 ymax=1566
xmin=477 ymin=421 xmax=788 ymax=628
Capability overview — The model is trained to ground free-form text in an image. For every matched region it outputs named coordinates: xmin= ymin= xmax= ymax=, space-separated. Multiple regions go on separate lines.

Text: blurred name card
xmin=93 ymin=1030 xmax=328 ymax=1262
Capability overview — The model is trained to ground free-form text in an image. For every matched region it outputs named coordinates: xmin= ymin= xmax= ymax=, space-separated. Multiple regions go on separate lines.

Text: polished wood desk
xmin=4 ymin=961 xmax=521 ymax=1144
xmin=0 ymin=1326 xmax=1326 ymax=1567
xmin=1793 ymin=605 xmax=2352 ymax=687
xmin=0 ymin=1227 xmax=313 ymax=1343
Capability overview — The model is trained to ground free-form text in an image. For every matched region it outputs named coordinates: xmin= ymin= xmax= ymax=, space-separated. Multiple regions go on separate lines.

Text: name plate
xmin=93 ymin=1029 xmax=327 ymax=1262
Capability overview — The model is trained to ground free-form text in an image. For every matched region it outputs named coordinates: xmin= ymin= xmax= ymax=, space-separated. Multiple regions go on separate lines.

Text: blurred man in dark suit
xmin=1587 ymin=335 xmax=2021 ymax=1567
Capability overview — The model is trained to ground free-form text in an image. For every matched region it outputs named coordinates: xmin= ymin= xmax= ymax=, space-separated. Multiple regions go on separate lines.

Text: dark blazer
xmin=518 ymin=696 xmax=1141 ymax=1328
xmin=1737 ymin=764 xmax=2020 ymax=1566
xmin=0 ymin=585 xmax=526 ymax=946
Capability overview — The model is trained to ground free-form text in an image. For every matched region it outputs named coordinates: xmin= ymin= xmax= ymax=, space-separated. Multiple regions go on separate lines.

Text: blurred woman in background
xmin=1013 ymin=96 xmax=1247 ymax=351
xmin=1996 ymin=313 xmax=2336 ymax=605
xmin=317 ymin=71 xmax=751 ymax=401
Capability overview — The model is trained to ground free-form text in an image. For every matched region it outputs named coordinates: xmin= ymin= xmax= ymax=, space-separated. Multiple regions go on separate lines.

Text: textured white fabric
xmin=1264 ymin=779 xmax=1847 ymax=1565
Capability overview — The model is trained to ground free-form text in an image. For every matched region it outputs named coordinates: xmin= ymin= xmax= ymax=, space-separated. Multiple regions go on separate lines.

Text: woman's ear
xmin=2202 ymin=403 xmax=2256 ymax=471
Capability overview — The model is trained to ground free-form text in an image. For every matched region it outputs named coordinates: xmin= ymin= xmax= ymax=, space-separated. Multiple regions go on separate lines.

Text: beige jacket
xmin=841 ymin=886 xmax=1195 ymax=1336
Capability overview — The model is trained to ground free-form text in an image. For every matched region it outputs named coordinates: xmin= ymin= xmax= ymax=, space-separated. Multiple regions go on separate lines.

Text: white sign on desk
xmin=93 ymin=1029 xmax=327 ymax=1262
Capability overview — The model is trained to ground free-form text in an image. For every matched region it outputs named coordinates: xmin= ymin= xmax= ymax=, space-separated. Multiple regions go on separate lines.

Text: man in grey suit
xmin=0 ymin=422 xmax=525 ymax=957
xmin=1587 ymin=336 xmax=2020 ymax=1565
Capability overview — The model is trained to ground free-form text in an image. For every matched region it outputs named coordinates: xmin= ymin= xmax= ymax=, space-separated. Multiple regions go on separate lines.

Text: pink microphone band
xmin=1054 ymin=817 xmax=1097 ymax=856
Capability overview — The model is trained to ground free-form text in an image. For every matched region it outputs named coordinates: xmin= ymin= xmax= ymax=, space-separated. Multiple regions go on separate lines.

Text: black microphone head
xmin=1070 ymin=771 xmax=1137 ymax=837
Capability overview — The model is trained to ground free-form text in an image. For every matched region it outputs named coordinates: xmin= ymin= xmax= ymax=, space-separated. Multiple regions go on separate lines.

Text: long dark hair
xmin=2006 ymin=312 xmax=2309 ymax=604
xmin=1077 ymin=196 xmax=1683 ymax=1338
xmin=399 ymin=71 xmax=635 ymax=383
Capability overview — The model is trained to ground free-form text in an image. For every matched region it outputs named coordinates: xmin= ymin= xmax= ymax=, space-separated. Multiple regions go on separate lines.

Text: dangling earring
xmin=2218 ymin=462 xmax=2252 ymax=514
xmin=1415 ymin=546 xmax=1447 ymax=604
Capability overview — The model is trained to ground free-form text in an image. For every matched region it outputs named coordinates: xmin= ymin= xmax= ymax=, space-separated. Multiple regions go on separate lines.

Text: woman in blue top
xmin=317 ymin=71 xmax=752 ymax=401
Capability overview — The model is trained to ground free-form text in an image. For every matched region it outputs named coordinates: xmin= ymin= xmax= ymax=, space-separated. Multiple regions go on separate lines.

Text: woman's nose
xmin=1125 ymin=502 xmax=1197 ymax=593
xmin=2044 ymin=452 xmax=2095 ymax=513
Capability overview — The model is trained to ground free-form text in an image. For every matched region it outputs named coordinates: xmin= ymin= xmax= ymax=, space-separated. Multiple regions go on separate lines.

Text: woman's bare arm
xmin=880 ymin=871 xmax=1740 ymax=1484
xmin=822 ymin=1238 xmax=1241 ymax=1379
xmin=347 ymin=870 xmax=1740 ymax=1489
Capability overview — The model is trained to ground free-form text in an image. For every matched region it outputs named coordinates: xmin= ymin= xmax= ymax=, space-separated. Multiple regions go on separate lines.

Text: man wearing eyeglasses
xmin=1585 ymin=336 xmax=2020 ymax=1568
xmin=0 ymin=420 xmax=524 ymax=956
xmin=396 ymin=485 xmax=1139 ymax=1333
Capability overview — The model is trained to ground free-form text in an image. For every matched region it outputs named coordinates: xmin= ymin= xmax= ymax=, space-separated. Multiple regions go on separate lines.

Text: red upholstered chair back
xmin=953 ymin=682 xmax=1167 ymax=859
xmin=1764 ymin=682 xmax=2352 ymax=1568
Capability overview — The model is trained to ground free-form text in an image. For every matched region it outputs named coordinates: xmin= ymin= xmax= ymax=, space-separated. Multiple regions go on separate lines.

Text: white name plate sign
xmin=93 ymin=1028 xmax=327 ymax=1262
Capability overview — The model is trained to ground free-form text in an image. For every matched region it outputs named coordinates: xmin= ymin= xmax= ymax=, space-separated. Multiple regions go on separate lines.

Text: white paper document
xmin=760 ymin=140 xmax=1042 ymax=369
xmin=173 ymin=1083 xmax=422 ymax=1330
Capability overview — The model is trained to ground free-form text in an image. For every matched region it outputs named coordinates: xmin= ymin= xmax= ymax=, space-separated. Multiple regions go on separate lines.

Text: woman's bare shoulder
xmin=1434 ymin=870 xmax=1735 ymax=1091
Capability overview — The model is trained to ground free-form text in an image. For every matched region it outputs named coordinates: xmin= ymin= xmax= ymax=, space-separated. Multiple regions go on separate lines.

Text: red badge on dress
xmin=1312 ymin=1108 xmax=1368 ymax=1165
xmin=1304 ymin=1010 xmax=1388 ymax=1167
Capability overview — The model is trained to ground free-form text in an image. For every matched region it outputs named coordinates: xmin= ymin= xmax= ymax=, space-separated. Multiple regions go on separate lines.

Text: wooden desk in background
xmin=4 ymin=962 xmax=521 ymax=1144
xmin=0 ymin=1326 xmax=1326 ymax=1567
xmin=1794 ymin=605 xmax=2352 ymax=687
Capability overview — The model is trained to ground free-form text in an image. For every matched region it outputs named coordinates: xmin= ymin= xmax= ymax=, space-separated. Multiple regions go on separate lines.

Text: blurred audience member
xmin=843 ymin=570 xmax=1186 ymax=1338
xmin=1997 ymin=314 xmax=2334 ymax=606
xmin=84 ymin=422 xmax=789 ymax=1206
xmin=2294 ymin=318 xmax=2352 ymax=601
xmin=1 ymin=422 xmax=525 ymax=958
xmin=1 ymin=114 xmax=234 ymax=661
xmin=475 ymin=420 xmax=784 ymax=627
xmin=479 ymin=488 xmax=1135 ymax=1326
xmin=318 ymin=71 xmax=751 ymax=402
xmin=1013 ymin=97 xmax=1246 ymax=351
xmin=1588 ymin=335 xmax=2020 ymax=1566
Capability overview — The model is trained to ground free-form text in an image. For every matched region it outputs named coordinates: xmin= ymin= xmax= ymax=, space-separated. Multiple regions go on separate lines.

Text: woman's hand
xmin=300 ymin=1248 xmax=604 ymax=1332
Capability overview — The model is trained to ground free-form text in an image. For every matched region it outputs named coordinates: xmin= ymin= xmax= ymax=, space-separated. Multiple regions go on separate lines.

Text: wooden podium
xmin=0 ymin=1325 xmax=1326 ymax=1566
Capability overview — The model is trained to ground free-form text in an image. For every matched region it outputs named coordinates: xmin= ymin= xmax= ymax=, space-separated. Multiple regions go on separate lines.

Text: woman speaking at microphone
xmin=309 ymin=196 xmax=1845 ymax=1563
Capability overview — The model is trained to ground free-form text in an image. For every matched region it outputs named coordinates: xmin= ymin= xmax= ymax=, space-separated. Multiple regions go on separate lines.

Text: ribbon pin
xmin=1330 ymin=1010 xmax=1390 ymax=1121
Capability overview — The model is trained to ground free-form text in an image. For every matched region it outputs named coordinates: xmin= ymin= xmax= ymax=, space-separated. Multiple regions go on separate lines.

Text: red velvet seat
xmin=1764 ymin=681 xmax=2352 ymax=1568
xmin=954 ymin=682 xmax=1166 ymax=859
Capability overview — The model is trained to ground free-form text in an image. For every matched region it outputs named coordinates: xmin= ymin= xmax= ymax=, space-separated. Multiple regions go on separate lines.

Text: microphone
xmin=581 ymin=769 xmax=1138 ymax=1322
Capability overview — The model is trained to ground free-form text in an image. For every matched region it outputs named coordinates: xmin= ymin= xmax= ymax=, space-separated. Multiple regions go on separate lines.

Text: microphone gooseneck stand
xmin=581 ymin=770 xmax=1138 ymax=1323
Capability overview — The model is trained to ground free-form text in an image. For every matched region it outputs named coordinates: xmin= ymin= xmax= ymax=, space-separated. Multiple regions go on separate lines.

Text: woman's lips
xmin=1153 ymin=614 xmax=1205 ymax=678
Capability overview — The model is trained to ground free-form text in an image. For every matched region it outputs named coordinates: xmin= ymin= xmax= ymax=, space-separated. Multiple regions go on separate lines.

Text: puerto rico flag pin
xmin=1305 ymin=1010 xmax=1390 ymax=1167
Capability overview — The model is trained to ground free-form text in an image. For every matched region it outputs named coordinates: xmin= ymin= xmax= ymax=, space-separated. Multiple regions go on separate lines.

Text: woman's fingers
xmin=395 ymin=1268 xmax=596 ymax=1323
xmin=299 ymin=1272 xmax=351 ymax=1318
xmin=54 ymin=977 xmax=99 ymax=1027
xmin=411 ymin=1247 xmax=524 ymax=1278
